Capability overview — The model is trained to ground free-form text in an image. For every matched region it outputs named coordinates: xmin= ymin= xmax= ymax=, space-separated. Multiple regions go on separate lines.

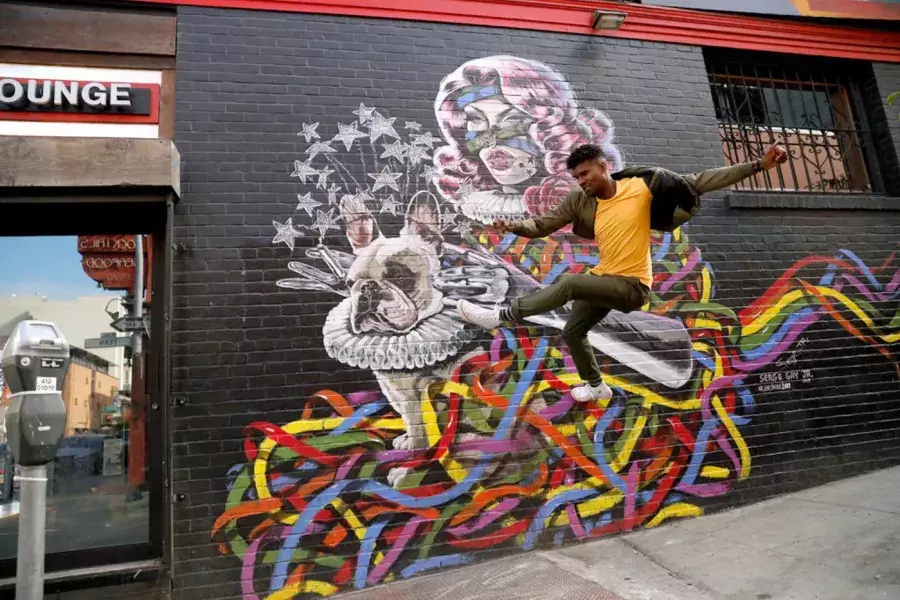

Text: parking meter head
xmin=1 ymin=321 xmax=70 ymax=466
xmin=1 ymin=320 xmax=70 ymax=395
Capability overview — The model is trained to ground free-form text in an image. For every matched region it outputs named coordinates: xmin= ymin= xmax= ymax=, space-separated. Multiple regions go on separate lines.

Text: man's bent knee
xmin=554 ymin=274 xmax=578 ymax=301
xmin=562 ymin=324 xmax=588 ymax=345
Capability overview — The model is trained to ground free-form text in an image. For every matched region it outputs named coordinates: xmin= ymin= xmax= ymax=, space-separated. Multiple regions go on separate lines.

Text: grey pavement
xmin=340 ymin=465 xmax=900 ymax=600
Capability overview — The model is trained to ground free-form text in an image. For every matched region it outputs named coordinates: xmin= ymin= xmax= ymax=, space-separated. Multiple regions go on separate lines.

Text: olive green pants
xmin=511 ymin=273 xmax=650 ymax=383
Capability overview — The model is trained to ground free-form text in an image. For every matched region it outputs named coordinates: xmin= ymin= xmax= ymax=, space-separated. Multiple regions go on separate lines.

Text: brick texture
xmin=172 ymin=7 xmax=900 ymax=599
xmin=870 ymin=62 xmax=900 ymax=194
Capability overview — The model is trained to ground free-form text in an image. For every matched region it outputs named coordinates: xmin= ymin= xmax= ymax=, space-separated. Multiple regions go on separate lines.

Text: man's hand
xmin=761 ymin=145 xmax=788 ymax=170
xmin=492 ymin=219 xmax=513 ymax=234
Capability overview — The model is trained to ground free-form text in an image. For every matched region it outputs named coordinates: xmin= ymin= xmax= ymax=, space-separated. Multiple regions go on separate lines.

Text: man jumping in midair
xmin=457 ymin=143 xmax=788 ymax=402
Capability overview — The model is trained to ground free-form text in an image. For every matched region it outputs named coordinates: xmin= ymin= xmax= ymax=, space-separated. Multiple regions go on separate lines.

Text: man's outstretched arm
xmin=493 ymin=189 xmax=578 ymax=239
xmin=684 ymin=144 xmax=788 ymax=194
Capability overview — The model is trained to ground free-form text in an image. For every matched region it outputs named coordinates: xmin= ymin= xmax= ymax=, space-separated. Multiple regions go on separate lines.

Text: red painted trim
xmin=127 ymin=0 xmax=900 ymax=63
xmin=0 ymin=81 xmax=160 ymax=125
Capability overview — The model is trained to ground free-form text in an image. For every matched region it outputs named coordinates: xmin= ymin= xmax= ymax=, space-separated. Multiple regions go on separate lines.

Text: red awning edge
xmin=127 ymin=0 xmax=900 ymax=63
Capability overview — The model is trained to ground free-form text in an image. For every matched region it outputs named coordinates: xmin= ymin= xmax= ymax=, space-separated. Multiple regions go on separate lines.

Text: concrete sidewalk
xmin=341 ymin=466 xmax=900 ymax=600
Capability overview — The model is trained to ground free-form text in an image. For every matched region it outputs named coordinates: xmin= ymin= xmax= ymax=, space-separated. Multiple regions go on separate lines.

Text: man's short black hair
xmin=566 ymin=144 xmax=606 ymax=170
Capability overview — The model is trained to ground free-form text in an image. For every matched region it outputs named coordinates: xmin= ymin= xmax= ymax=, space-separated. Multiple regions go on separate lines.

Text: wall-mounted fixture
xmin=591 ymin=9 xmax=627 ymax=30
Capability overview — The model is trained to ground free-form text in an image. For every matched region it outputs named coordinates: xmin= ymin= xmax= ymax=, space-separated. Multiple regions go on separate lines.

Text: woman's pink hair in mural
xmin=433 ymin=55 xmax=622 ymax=217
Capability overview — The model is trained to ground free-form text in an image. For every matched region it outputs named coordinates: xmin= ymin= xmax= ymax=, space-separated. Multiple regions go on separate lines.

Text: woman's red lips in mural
xmin=485 ymin=148 xmax=515 ymax=170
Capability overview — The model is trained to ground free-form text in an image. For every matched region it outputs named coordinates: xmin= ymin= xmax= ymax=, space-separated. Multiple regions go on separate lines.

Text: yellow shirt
xmin=589 ymin=176 xmax=653 ymax=288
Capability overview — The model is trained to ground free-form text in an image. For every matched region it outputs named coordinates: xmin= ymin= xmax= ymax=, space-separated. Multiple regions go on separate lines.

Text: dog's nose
xmin=357 ymin=280 xmax=384 ymax=313
xmin=358 ymin=279 xmax=381 ymax=299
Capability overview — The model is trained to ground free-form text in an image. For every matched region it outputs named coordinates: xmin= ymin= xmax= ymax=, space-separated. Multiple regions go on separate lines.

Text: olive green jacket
xmin=510 ymin=160 xmax=760 ymax=239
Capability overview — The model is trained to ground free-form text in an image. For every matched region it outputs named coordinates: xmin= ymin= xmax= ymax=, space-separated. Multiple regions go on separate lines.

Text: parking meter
xmin=1 ymin=320 xmax=70 ymax=465
xmin=1 ymin=320 xmax=69 ymax=600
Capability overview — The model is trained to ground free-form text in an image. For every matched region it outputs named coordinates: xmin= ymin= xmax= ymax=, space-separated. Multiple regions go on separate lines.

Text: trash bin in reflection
xmin=0 ymin=444 xmax=12 ymax=503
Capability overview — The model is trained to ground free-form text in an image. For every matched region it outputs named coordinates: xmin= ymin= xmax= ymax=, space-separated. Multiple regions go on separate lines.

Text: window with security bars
xmin=704 ymin=50 xmax=880 ymax=194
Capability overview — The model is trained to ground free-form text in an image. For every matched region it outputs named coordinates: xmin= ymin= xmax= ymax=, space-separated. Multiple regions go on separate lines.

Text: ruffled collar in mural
xmin=458 ymin=190 xmax=528 ymax=224
xmin=323 ymin=298 xmax=479 ymax=371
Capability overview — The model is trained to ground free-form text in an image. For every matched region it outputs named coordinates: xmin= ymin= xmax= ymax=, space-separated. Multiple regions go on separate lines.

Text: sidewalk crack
xmin=618 ymin=537 xmax=720 ymax=599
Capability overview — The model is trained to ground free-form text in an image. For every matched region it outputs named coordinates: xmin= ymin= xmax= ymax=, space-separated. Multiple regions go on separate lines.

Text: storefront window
xmin=0 ymin=234 xmax=155 ymax=567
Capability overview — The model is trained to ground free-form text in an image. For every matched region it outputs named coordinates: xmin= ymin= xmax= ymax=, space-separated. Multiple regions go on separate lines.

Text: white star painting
xmin=412 ymin=132 xmax=438 ymax=149
xmin=299 ymin=122 xmax=320 ymax=143
xmin=295 ymin=192 xmax=322 ymax=217
xmin=368 ymin=113 xmax=400 ymax=143
xmin=368 ymin=166 xmax=403 ymax=193
xmin=309 ymin=209 xmax=341 ymax=238
xmin=327 ymin=183 xmax=341 ymax=205
xmin=379 ymin=194 xmax=402 ymax=216
xmin=306 ymin=140 xmax=336 ymax=160
xmin=406 ymin=144 xmax=430 ymax=166
xmin=272 ymin=218 xmax=303 ymax=251
xmin=353 ymin=103 xmax=376 ymax=123
xmin=333 ymin=122 xmax=368 ymax=151
xmin=454 ymin=220 xmax=474 ymax=237
xmin=291 ymin=159 xmax=318 ymax=183
xmin=316 ymin=166 xmax=334 ymax=190
xmin=422 ymin=164 xmax=439 ymax=182
xmin=380 ymin=140 xmax=407 ymax=162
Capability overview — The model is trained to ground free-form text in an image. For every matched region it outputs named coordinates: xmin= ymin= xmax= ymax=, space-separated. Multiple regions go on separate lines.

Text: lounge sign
xmin=0 ymin=77 xmax=159 ymax=123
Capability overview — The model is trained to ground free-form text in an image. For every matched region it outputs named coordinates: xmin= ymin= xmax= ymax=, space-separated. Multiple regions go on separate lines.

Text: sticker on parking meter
xmin=35 ymin=377 xmax=57 ymax=392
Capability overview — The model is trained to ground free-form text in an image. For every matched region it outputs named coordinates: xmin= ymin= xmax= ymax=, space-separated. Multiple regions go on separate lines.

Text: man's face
xmin=571 ymin=158 xmax=607 ymax=197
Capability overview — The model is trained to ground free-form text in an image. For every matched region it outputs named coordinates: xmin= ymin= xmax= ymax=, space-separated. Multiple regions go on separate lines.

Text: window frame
xmin=703 ymin=48 xmax=886 ymax=195
xmin=0 ymin=197 xmax=173 ymax=581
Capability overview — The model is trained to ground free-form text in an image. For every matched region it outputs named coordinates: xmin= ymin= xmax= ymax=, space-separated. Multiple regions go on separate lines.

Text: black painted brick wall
xmin=172 ymin=7 xmax=900 ymax=599
xmin=871 ymin=62 xmax=900 ymax=194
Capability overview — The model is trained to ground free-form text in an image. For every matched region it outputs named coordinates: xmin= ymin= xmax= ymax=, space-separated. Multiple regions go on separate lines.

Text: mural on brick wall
xmin=210 ymin=55 xmax=900 ymax=599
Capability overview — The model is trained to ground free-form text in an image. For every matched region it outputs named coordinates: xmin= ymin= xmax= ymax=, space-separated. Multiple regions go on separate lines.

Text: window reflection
xmin=0 ymin=235 xmax=151 ymax=557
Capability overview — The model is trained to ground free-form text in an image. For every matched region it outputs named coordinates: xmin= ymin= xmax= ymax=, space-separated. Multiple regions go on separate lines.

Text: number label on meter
xmin=35 ymin=377 xmax=57 ymax=392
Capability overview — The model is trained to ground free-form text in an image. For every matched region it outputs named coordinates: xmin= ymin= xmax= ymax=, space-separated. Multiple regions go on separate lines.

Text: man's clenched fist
xmin=762 ymin=144 xmax=788 ymax=170
xmin=492 ymin=220 xmax=513 ymax=233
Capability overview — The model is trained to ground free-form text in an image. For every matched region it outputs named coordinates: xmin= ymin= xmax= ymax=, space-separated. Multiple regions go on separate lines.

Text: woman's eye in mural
xmin=464 ymin=108 xmax=489 ymax=132
xmin=466 ymin=98 xmax=505 ymax=129
xmin=499 ymin=109 xmax=531 ymax=130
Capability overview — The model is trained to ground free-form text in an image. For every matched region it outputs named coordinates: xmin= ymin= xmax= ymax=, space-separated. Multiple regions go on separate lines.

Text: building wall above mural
xmin=641 ymin=0 xmax=900 ymax=20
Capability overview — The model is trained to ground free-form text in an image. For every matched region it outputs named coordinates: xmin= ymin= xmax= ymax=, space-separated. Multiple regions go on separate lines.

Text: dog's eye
xmin=384 ymin=260 xmax=417 ymax=294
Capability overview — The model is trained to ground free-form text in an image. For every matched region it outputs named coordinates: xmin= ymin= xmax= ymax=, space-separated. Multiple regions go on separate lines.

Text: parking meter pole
xmin=134 ymin=234 xmax=143 ymax=357
xmin=126 ymin=235 xmax=146 ymax=499
xmin=16 ymin=464 xmax=47 ymax=600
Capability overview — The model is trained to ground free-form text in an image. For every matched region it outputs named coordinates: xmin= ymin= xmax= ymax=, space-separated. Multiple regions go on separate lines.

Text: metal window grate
xmin=705 ymin=54 xmax=877 ymax=194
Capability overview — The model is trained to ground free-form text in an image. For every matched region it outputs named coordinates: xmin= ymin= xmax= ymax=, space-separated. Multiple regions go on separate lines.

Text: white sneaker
xmin=457 ymin=299 xmax=502 ymax=329
xmin=572 ymin=381 xmax=613 ymax=403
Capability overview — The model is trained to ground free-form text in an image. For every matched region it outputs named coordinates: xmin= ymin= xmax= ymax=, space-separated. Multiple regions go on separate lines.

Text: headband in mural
xmin=454 ymin=84 xmax=502 ymax=108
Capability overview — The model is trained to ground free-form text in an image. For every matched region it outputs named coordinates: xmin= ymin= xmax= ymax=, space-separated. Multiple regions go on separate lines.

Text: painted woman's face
xmin=464 ymin=97 xmax=537 ymax=186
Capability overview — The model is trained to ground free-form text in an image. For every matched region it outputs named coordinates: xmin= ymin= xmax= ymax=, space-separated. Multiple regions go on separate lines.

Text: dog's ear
xmin=340 ymin=194 xmax=380 ymax=254
xmin=401 ymin=191 xmax=443 ymax=248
